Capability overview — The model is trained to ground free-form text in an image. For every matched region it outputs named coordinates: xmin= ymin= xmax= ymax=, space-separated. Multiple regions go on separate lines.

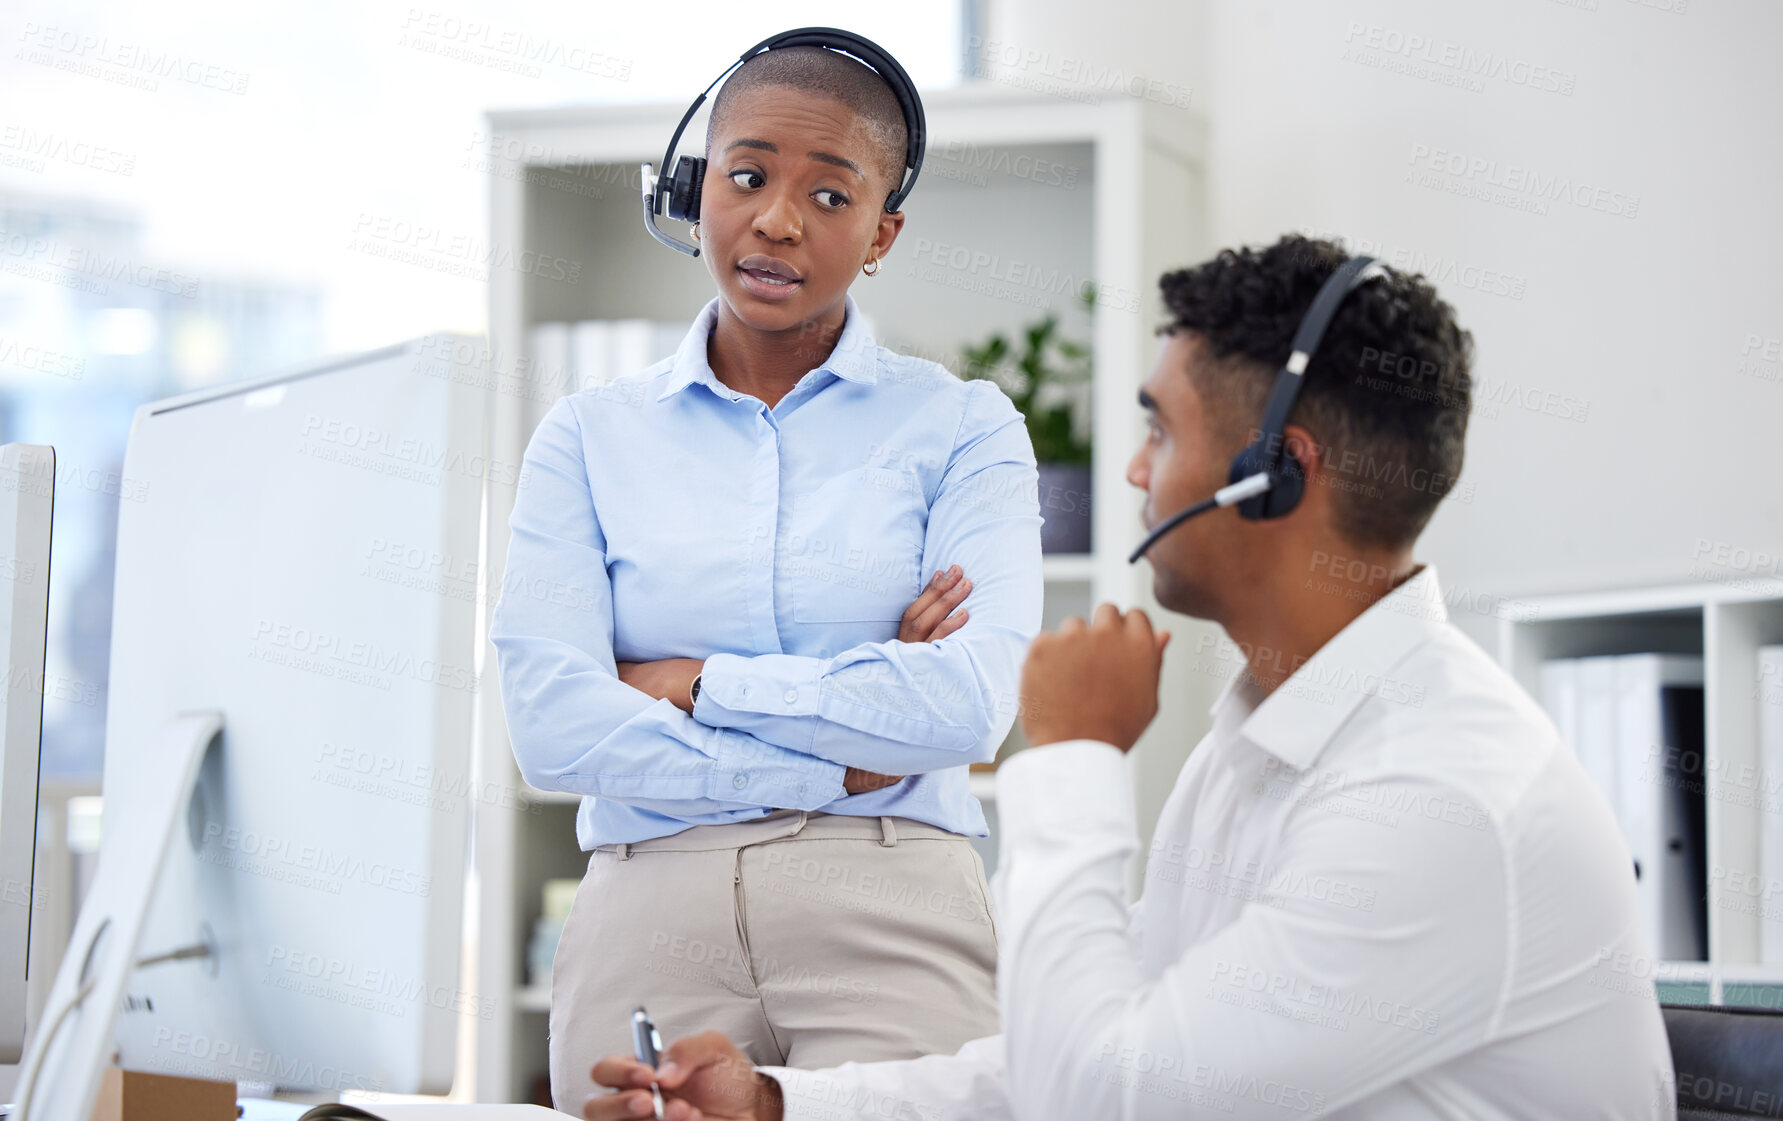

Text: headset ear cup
xmin=1228 ymin=445 xmax=1268 ymax=521
xmin=1263 ymin=448 xmax=1306 ymax=519
xmin=666 ymin=156 xmax=705 ymax=222
xmin=1228 ymin=443 xmax=1305 ymax=521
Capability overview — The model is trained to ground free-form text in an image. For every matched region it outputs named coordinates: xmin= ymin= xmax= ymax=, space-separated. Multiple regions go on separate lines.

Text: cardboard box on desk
xmin=89 ymin=1068 xmax=236 ymax=1121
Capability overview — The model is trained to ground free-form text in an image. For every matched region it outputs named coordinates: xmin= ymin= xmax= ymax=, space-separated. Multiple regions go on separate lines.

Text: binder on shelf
xmin=652 ymin=321 xmax=687 ymax=365
xmin=610 ymin=318 xmax=654 ymax=381
xmin=526 ymin=321 xmax=572 ymax=402
xmin=539 ymin=313 xmax=853 ymax=408
xmin=1575 ymin=656 xmax=1621 ymax=838
xmin=570 ymin=319 xmax=612 ymax=389
xmin=1542 ymin=658 xmax=1594 ymax=803
xmin=1760 ymin=645 xmax=1783 ymax=963
xmin=1539 ymin=653 xmax=1706 ymax=961
xmin=564 ymin=319 xmax=688 ymax=393
xmin=1613 ymin=654 xmax=1706 ymax=961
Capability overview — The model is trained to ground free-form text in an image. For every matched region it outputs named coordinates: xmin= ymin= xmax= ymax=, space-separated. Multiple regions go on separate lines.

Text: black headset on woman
xmin=640 ymin=27 xmax=928 ymax=258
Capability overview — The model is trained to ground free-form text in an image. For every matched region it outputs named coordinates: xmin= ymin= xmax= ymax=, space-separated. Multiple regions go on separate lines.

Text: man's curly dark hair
xmin=1157 ymin=234 xmax=1475 ymax=551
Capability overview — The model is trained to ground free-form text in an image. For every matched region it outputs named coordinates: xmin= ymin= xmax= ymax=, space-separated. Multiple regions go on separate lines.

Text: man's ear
xmin=1280 ymin=424 xmax=1323 ymax=486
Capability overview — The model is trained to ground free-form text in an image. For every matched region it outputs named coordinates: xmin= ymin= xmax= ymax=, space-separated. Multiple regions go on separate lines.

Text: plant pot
xmin=1036 ymin=462 xmax=1092 ymax=554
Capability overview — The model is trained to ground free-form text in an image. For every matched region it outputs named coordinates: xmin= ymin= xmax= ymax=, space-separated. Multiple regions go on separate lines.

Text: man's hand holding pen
xmin=588 ymin=1031 xmax=780 ymax=1121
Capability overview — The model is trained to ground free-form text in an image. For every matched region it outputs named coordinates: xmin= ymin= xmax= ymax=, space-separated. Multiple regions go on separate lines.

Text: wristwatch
xmin=689 ymin=673 xmax=702 ymax=708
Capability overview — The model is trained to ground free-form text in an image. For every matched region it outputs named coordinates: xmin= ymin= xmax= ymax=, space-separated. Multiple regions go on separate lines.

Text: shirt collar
xmin=1208 ymin=564 xmax=1449 ymax=770
xmin=655 ymin=293 xmax=880 ymax=403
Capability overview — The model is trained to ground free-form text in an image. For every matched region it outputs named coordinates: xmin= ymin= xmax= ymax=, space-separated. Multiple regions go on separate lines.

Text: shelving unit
xmin=470 ymin=83 xmax=1209 ymax=1103
xmin=1040 ymin=553 xmax=1096 ymax=582
xmin=1498 ymin=578 xmax=1783 ymax=1006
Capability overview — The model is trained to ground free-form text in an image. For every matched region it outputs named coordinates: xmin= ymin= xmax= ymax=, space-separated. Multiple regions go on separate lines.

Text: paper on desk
xmin=297 ymin=1104 xmax=563 ymax=1121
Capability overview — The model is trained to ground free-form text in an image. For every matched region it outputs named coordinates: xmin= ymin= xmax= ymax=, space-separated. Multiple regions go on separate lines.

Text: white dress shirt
xmin=762 ymin=566 xmax=1677 ymax=1120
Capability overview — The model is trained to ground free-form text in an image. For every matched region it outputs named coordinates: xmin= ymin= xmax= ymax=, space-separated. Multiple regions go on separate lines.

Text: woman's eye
xmin=813 ymin=189 xmax=848 ymax=209
xmin=728 ymin=169 xmax=763 ymax=189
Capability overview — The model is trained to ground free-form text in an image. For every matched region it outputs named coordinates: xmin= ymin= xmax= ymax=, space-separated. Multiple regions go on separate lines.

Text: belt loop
xmin=617 ymin=842 xmax=632 ymax=861
xmin=879 ymin=816 xmax=897 ymax=847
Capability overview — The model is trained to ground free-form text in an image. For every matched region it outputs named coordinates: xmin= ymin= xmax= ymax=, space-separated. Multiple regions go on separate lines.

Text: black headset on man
xmin=640 ymin=27 xmax=927 ymax=258
xmin=638 ymin=28 xmax=1383 ymax=565
xmin=1127 ymin=255 xmax=1389 ymax=563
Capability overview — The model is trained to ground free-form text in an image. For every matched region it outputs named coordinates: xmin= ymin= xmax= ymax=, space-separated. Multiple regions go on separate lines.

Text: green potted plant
xmin=958 ymin=288 xmax=1094 ymax=554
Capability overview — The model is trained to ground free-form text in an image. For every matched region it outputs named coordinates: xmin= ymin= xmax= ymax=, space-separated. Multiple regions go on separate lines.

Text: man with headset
xmin=582 ymin=236 xmax=1678 ymax=1120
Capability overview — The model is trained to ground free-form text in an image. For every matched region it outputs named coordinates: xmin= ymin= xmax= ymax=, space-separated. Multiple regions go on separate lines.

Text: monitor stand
xmin=12 ymin=711 xmax=223 ymax=1121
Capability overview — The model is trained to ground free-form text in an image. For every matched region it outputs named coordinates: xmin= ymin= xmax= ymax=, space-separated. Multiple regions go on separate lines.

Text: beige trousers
xmin=547 ymin=810 xmax=1000 ymax=1114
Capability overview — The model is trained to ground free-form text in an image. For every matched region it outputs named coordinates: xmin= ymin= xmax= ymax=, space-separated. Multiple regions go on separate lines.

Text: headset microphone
xmin=1128 ymin=254 xmax=1388 ymax=565
xmin=1126 ymin=473 xmax=1273 ymax=563
xmin=640 ymin=27 xmax=928 ymax=258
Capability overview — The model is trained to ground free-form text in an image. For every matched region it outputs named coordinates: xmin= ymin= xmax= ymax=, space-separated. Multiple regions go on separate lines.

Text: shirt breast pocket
xmin=788 ymin=466 xmax=927 ymax=623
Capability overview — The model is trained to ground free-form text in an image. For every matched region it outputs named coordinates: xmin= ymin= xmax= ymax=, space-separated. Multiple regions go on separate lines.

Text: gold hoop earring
xmin=862 ymin=257 xmax=880 ymax=276
xmin=689 ymin=222 xmax=700 ymax=241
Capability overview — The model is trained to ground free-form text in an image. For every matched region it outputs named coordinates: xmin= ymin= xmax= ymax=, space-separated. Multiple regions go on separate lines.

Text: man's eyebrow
xmin=1138 ymin=388 xmax=1163 ymax=417
xmin=723 ymin=138 xmax=778 ymax=155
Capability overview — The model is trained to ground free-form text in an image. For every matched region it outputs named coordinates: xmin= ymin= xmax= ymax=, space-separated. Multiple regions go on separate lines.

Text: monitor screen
xmin=29 ymin=335 xmax=492 ymax=1108
xmin=0 ymin=443 xmax=54 ymax=1066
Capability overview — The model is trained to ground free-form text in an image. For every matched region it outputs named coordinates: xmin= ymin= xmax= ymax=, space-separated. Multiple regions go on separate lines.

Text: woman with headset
xmin=488 ymin=29 xmax=1044 ymax=1114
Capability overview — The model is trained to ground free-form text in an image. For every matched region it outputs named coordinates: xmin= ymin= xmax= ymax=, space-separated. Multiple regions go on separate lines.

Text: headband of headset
xmin=1228 ymin=254 xmax=1389 ymax=520
xmin=641 ymin=27 xmax=927 ymax=257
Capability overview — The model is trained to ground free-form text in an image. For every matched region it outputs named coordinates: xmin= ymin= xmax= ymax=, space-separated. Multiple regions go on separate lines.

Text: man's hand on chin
xmin=1017 ymin=603 xmax=1170 ymax=753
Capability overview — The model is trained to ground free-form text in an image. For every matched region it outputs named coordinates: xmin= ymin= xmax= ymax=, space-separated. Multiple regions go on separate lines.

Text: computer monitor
xmin=15 ymin=336 xmax=491 ymax=1120
xmin=0 ymin=444 xmax=54 ymax=1065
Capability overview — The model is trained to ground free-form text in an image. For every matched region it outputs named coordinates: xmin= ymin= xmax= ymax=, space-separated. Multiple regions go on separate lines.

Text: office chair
xmin=1662 ymin=1002 xmax=1783 ymax=1119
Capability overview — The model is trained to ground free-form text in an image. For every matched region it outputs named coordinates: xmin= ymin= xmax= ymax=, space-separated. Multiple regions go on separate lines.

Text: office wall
xmin=989 ymin=0 xmax=1783 ymax=646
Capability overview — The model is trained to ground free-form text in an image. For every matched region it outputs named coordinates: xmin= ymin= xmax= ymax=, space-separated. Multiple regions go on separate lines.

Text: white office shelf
xmin=519 ymin=787 xmax=580 ymax=807
xmin=1041 ymin=553 xmax=1095 ymax=583
xmin=1498 ymin=579 xmax=1783 ymax=1003
xmin=472 ymin=82 xmax=1209 ymax=1103
xmin=514 ymin=985 xmax=552 ymax=1014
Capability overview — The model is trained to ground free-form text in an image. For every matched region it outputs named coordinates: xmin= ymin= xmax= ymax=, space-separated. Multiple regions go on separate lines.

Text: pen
xmin=631 ymin=1006 xmax=665 ymax=1120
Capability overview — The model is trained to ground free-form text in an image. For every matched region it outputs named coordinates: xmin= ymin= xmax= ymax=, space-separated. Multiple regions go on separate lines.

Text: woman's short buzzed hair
xmin=704 ymin=45 xmax=909 ymax=196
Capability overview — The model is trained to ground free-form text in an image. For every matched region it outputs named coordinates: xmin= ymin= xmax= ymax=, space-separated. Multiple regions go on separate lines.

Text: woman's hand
xmin=837 ymin=567 xmax=975 ymax=796
xmin=842 ymin=767 xmax=905 ymax=795
xmin=617 ymin=661 xmax=901 ymax=794
xmin=614 ymin=568 xmax=970 ymax=790
xmin=615 ymin=657 xmax=706 ymax=714
xmin=900 ymin=565 xmax=972 ymax=644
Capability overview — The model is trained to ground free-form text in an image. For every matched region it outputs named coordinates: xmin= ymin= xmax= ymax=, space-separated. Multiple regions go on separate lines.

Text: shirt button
xmin=733 ymin=774 xmax=749 ymax=789
xmin=784 ymin=689 xmax=798 ymax=704
xmin=739 ymin=685 xmax=749 ymax=699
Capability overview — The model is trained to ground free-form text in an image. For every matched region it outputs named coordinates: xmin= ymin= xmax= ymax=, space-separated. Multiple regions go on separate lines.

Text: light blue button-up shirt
xmin=490 ymin=294 xmax=1045 ymax=848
